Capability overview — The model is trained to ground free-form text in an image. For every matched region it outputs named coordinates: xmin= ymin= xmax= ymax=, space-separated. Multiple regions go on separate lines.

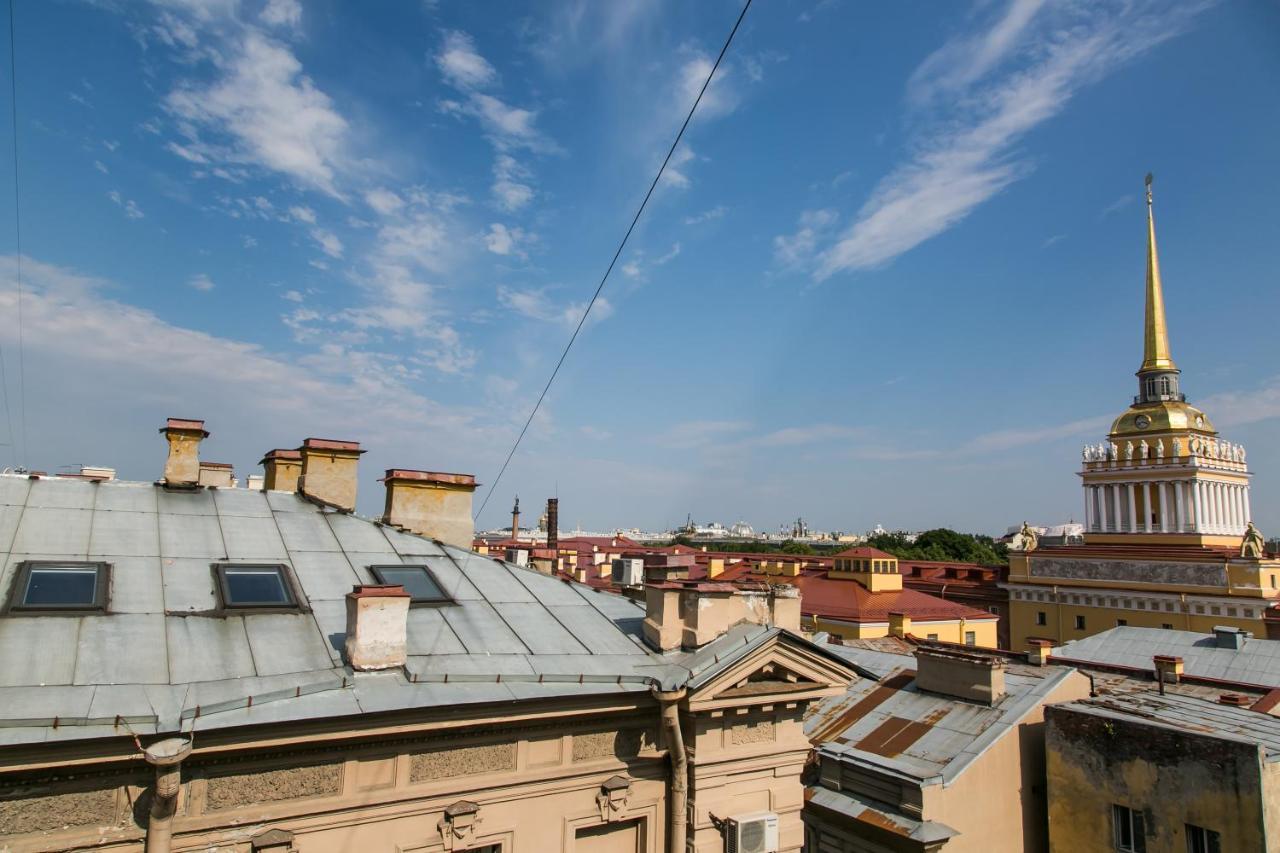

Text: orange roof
xmin=831 ymin=546 xmax=897 ymax=560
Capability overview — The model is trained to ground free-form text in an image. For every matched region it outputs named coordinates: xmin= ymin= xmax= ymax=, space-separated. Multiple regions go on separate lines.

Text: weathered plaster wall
xmin=1045 ymin=705 xmax=1267 ymax=852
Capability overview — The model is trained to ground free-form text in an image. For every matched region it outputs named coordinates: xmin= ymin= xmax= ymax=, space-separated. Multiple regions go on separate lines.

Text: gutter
xmin=654 ymin=687 xmax=688 ymax=853
xmin=143 ymin=737 xmax=192 ymax=853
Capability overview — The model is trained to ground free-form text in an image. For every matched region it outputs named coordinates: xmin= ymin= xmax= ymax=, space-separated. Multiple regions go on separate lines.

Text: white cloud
xmin=282 ymin=289 xmax=304 ymax=302
xmin=107 ymin=190 xmax=145 ymax=220
xmin=93 ymin=160 xmax=109 ymax=174
xmin=484 ymin=223 xmax=530 ymax=259
xmin=188 ymin=273 xmax=216 ymax=291
xmin=288 ymin=204 xmax=316 ymax=223
xmin=807 ymin=0 xmax=1212 ymax=280
xmin=662 ymin=145 xmax=695 ymax=189
xmin=165 ymin=30 xmax=351 ymax=197
xmin=364 ymin=187 xmax=405 ymax=215
xmin=242 ymin=234 xmax=258 ymax=248
xmin=1199 ymin=378 xmax=1280 ymax=429
xmin=492 ymin=154 xmax=534 ymax=211
xmin=683 ymin=205 xmax=726 ymax=225
xmin=773 ymin=209 xmax=837 ymax=270
xmin=675 ymin=54 xmax=737 ymax=119
xmin=436 ymin=30 xmax=498 ymax=89
xmin=655 ymin=419 xmax=751 ymax=450
xmin=498 ymin=285 xmax=614 ymax=329
xmin=310 ymin=228 xmax=344 ymax=259
xmin=260 ymin=0 xmax=302 ymax=29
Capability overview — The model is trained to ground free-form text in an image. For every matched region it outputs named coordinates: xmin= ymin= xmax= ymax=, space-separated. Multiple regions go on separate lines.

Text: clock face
xmin=1135 ymin=415 xmax=1151 ymax=429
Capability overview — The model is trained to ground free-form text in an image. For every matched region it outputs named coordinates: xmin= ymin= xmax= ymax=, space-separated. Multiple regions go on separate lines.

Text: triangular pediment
xmin=686 ymin=630 xmax=861 ymax=711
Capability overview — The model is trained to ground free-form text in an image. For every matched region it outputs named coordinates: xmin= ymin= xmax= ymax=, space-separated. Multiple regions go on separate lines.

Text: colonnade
xmin=1083 ymin=479 xmax=1250 ymax=535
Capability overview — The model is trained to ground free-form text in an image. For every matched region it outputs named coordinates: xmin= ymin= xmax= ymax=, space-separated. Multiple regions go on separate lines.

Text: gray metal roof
xmin=807 ymin=642 xmax=1078 ymax=784
xmin=0 ymin=474 xmax=766 ymax=745
xmin=1053 ymin=626 xmax=1280 ymax=688
xmin=1055 ymin=690 xmax=1280 ymax=761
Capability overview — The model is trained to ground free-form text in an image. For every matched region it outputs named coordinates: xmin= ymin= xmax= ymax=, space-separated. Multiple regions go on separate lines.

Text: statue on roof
xmin=1242 ymin=522 xmax=1265 ymax=559
xmin=1012 ymin=521 xmax=1039 ymax=552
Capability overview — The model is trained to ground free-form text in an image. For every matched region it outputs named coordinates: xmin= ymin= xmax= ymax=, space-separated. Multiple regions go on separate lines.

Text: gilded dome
xmin=1109 ymin=401 xmax=1216 ymax=438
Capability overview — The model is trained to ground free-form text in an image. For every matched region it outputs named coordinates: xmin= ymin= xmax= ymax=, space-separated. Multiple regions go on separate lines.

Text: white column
xmin=1213 ymin=482 xmax=1224 ymax=533
xmin=1227 ymin=485 xmax=1238 ymax=533
xmin=1207 ymin=482 xmax=1218 ymax=533
xmin=1158 ymin=482 xmax=1169 ymax=533
xmin=1111 ymin=484 xmax=1122 ymax=532
xmin=1142 ymin=482 xmax=1153 ymax=532
xmin=1126 ymin=484 xmax=1138 ymax=534
xmin=1172 ymin=481 xmax=1183 ymax=532
xmin=1193 ymin=482 xmax=1204 ymax=533
xmin=1244 ymin=486 xmax=1253 ymax=525
xmin=1233 ymin=485 xmax=1245 ymax=533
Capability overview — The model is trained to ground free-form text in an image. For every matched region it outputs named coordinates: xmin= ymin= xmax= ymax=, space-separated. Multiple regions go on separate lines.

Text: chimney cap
xmin=300 ymin=437 xmax=364 ymax=454
xmin=200 ymin=461 xmax=234 ymax=470
xmin=161 ymin=417 xmax=209 ymax=436
xmin=346 ymin=583 xmax=411 ymax=599
xmin=259 ymin=448 xmax=302 ymax=464
xmin=381 ymin=468 xmax=477 ymax=487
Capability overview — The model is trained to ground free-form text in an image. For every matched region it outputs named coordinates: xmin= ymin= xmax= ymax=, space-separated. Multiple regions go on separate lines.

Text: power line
xmin=475 ymin=0 xmax=754 ymax=521
xmin=5 ymin=0 xmax=24 ymax=468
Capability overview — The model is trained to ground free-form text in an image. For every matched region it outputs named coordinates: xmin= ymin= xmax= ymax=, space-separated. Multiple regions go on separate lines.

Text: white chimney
xmin=344 ymin=585 xmax=410 ymax=671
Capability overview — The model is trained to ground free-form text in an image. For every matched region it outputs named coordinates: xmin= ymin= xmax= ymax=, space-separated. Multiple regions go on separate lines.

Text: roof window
xmin=213 ymin=563 xmax=300 ymax=609
xmin=6 ymin=561 xmax=110 ymax=613
xmin=369 ymin=565 xmax=452 ymax=604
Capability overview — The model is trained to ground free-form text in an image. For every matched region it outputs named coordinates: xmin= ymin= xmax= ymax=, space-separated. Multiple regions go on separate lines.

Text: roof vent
xmin=914 ymin=646 xmax=1006 ymax=705
xmin=1213 ymin=626 xmax=1251 ymax=650
xmin=1219 ymin=693 xmax=1253 ymax=707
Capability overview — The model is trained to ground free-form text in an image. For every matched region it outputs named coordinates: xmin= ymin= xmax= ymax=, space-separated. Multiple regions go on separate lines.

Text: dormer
xmin=829 ymin=547 xmax=902 ymax=592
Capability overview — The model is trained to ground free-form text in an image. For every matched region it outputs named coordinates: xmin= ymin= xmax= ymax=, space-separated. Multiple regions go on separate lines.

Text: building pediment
xmin=684 ymin=630 xmax=860 ymax=712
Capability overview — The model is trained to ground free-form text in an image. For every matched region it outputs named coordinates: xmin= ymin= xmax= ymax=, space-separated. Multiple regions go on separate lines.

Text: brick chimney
xmin=298 ymin=438 xmax=364 ymax=512
xmin=1026 ymin=639 xmax=1053 ymax=667
xmin=260 ymin=448 xmax=302 ymax=492
xmin=546 ymin=498 xmax=559 ymax=551
xmin=159 ymin=418 xmax=209 ymax=487
xmin=1153 ymin=655 xmax=1184 ymax=692
xmin=888 ymin=611 xmax=911 ymax=639
xmin=643 ymin=583 xmax=806 ymax=652
xmin=381 ymin=469 xmax=477 ymax=549
xmin=344 ymin=584 xmax=410 ymax=671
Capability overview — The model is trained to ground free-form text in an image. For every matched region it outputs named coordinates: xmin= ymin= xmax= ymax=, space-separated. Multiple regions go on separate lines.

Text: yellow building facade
xmin=1008 ymin=177 xmax=1278 ymax=650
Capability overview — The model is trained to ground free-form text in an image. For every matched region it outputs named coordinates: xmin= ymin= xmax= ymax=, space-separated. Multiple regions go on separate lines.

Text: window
xmin=1185 ymin=824 xmax=1220 ymax=853
xmin=1118 ymin=619 xmax=1129 ymax=626
xmin=1271 ymin=575 xmax=1277 ymax=590
xmin=5 ymin=561 xmax=110 ymax=613
xmin=213 ymin=564 xmax=299 ymax=609
xmin=1036 ymin=611 xmax=1047 ymax=626
xmin=1210 ymin=606 xmax=1221 ymax=616
xmin=369 ymin=565 xmax=452 ymax=604
xmin=964 ymin=631 xmax=976 ymax=646
xmin=1113 ymin=804 xmax=1146 ymax=852
xmin=926 ymin=633 xmax=939 ymax=641
xmin=1162 ymin=623 xmax=1174 ymax=630
xmin=1075 ymin=615 xmax=1087 ymax=630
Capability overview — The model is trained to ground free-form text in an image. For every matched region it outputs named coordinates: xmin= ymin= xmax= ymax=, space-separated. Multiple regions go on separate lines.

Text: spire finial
xmin=1140 ymin=172 xmax=1176 ymax=374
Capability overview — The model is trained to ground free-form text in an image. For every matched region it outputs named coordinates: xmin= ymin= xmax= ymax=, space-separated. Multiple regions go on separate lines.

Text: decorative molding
xmin=409 ymin=743 xmax=516 ymax=783
xmin=437 ymin=800 xmax=480 ymax=852
xmin=205 ymin=762 xmax=342 ymax=811
xmin=596 ymin=775 xmax=632 ymax=822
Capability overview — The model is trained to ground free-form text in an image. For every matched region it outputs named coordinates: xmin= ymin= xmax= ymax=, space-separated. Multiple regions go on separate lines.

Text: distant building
xmin=1007 ymin=179 xmax=1279 ymax=650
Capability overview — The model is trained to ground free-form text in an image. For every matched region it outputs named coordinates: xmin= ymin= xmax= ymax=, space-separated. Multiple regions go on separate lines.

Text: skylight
xmin=369 ymin=565 xmax=451 ymax=604
xmin=214 ymin=564 xmax=298 ymax=609
xmin=7 ymin=562 xmax=109 ymax=612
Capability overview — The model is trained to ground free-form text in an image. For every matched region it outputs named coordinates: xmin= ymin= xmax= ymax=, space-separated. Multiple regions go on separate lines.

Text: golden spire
xmin=1141 ymin=172 xmax=1177 ymax=373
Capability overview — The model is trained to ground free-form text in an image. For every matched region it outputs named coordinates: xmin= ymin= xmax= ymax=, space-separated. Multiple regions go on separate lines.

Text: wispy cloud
xmin=188 ymin=273 xmax=216 ymax=292
xmin=484 ymin=223 xmax=532 ymax=260
xmin=436 ymin=30 xmax=498 ymax=89
xmin=787 ymin=0 xmax=1212 ymax=280
xmin=1100 ymin=193 xmax=1136 ymax=218
xmin=107 ymin=190 xmax=145 ymax=219
xmin=683 ymin=205 xmax=727 ymax=225
xmin=498 ymin=285 xmax=614 ymax=329
xmin=1199 ymin=377 xmax=1280 ymax=429
xmin=654 ymin=419 xmax=751 ymax=450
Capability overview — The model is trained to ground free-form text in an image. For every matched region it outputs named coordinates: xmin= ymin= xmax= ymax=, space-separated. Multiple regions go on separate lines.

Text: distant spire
xmin=1141 ymin=173 xmax=1177 ymax=373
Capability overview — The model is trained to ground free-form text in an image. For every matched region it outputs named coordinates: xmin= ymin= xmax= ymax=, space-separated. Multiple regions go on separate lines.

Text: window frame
xmin=368 ymin=564 xmax=454 ymax=606
xmin=211 ymin=563 xmax=306 ymax=613
xmin=3 ymin=560 xmax=111 ymax=615
xmin=1185 ymin=823 xmax=1220 ymax=853
xmin=1075 ymin=614 xmax=1087 ymax=630
xmin=1113 ymin=804 xmax=1146 ymax=852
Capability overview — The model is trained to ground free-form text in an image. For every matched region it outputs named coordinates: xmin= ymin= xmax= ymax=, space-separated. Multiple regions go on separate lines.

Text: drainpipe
xmin=654 ymin=687 xmax=689 ymax=853
xmin=143 ymin=737 xmax=193 ymax=853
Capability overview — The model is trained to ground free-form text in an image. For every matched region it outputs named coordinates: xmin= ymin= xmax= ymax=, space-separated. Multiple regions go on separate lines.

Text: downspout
xmin=655 ymin=687 xmax=689 ymax=853
xmin=143 ymin=737 xmax=193 ymax=853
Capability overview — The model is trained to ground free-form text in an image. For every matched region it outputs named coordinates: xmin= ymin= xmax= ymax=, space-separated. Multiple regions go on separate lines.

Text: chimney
xmin=643 ymin=584 xmax=684 ymax=652
xmin=574 ymin=566 xmax=589 ymax=583
xmin=197 ymin=461 xmax=234 ymax=488
xmin=914 ymin=647 xmax=1007 ymax=705
xmin=344 ymin=584 xmax=410 ymax=671
xmin=644 ymin=553 xmax=694 ymax=583
xmin=298 ymin=438 xmax=364 ymax=512
xmin=1219 ymin=693 xmax=1253 ymax=707
xmin=1026 ymin=639 xmax=1053 ymax=667
xmin=888 ymin=611 xmax=911 ymax=639
xmin=381 ymin=469 xmax=477 ymax=548
xmin=707 ymin=557 xmax=725 ymax=579
xmin=770 ymin=585 xmax=802 ymax=633
xmin=159 ymin=418 xmax=208 ymax=487
xmin=1213 ymin=626 xmax=1250 ymax=650
xmin=1153 ymin=655 xmax=1184 ymax=693
xmin=546 ymin=498 xmax=559 ymax=551
xmin=681 ymin=584 xmax=736 ymax=649
xmin=260 ymin=448 xmax=303 ymax=491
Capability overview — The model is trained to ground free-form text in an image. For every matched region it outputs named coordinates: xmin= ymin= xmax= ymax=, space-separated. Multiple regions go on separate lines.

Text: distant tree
xmin=780 ymin=540 xmax=814 ymax=555
xmin=865 ymin=528 xmax=1007 ymax=565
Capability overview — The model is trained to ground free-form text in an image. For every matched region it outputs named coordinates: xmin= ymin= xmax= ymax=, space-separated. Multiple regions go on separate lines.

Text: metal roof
xmin=1053 ymin=626 xmax=1280 ymax=688
xmin=806 ymin=642 xmax=1077 ymax=784
xmin=1055 ymin=690 xmax=1280 ymax=761
xmin=0 ymin=474 xmax=786 ymax=745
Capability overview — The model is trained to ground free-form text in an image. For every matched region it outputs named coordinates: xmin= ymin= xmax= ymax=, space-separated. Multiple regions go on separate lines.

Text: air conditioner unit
xmin=611 ymin=558 xmax=643 ymax=586
xmin=725 ymin=811 xmax=778 ymax=853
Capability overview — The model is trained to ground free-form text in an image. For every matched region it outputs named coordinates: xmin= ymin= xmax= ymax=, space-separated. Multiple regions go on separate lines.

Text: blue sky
xmin=0 ymin=0 xmax=1277 ymax=535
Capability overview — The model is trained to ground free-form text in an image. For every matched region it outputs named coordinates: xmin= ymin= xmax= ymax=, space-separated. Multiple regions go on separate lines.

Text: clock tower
xmin=1078 ymin=175 xmax=1251 ymax=547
